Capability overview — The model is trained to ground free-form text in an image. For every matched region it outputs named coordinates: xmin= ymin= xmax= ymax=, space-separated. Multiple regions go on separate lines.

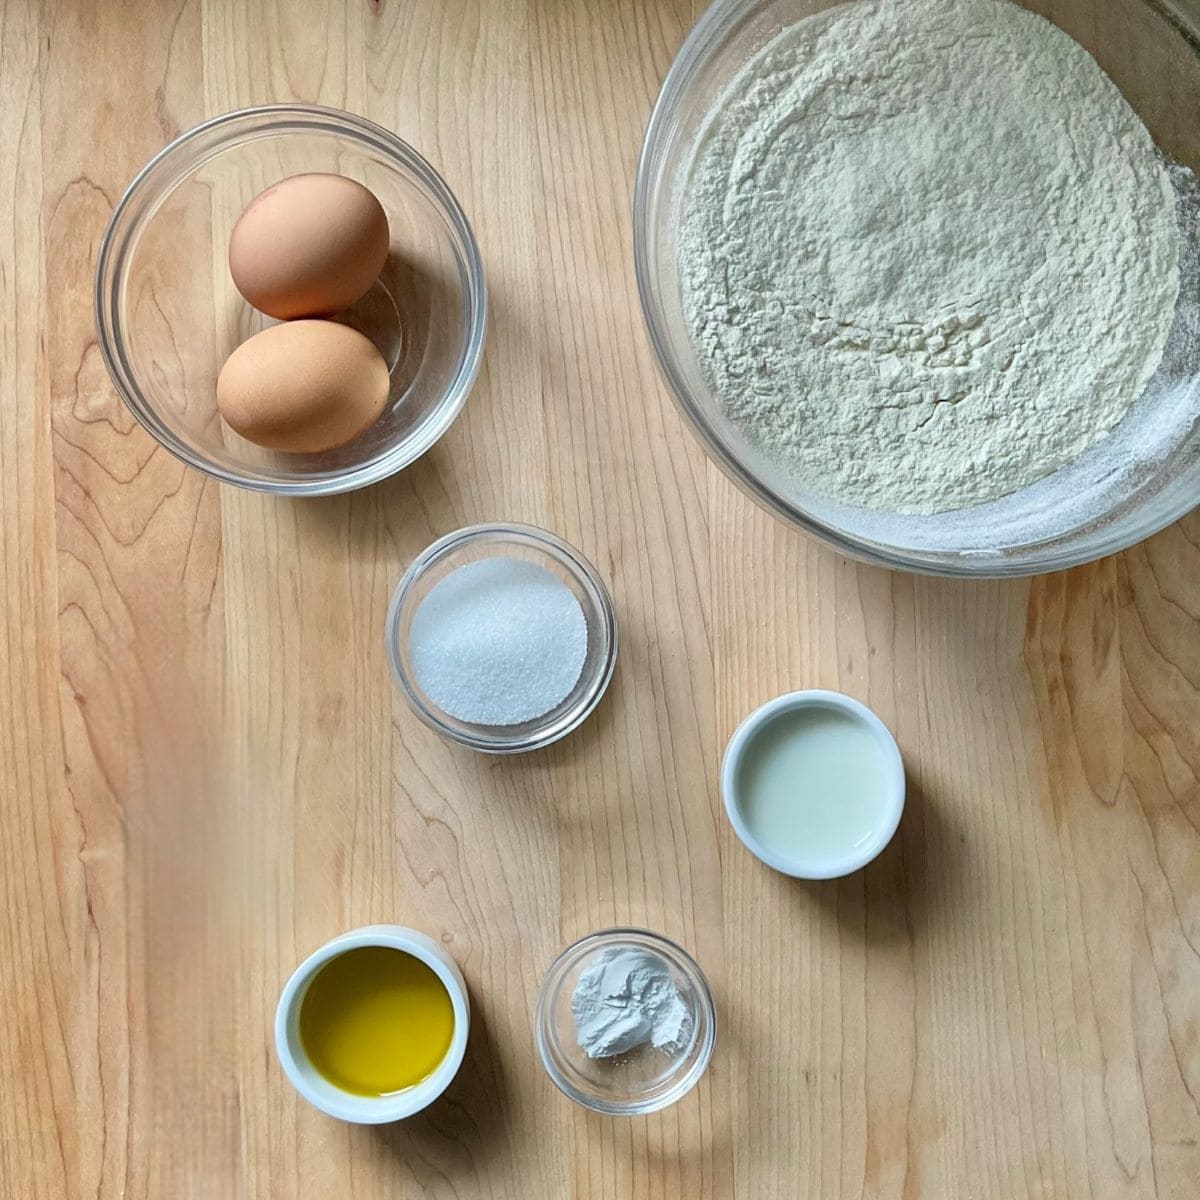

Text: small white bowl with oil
xmin=722 ymin=690 xmax=905 ymax=880
xmin=274 ymin=924 xmax=469 ymax=1123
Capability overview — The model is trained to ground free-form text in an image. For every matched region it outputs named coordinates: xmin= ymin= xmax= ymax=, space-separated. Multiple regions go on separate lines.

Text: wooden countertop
xmin=3 ymin=1 xmax=1198 ymax=1196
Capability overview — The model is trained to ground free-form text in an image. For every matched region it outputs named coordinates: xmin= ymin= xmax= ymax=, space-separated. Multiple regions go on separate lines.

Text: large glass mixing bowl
xmin=635 ymin=0 xmax=1200 ymax=575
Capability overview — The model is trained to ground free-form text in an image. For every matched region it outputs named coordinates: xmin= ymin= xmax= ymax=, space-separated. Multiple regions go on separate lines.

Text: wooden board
xmin=2 ymin=0 xmax=1198 ymax=1196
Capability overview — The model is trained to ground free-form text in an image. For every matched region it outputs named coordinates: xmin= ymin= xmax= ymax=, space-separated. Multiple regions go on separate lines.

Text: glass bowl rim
xmin=533 ymin=926 xmax=717 ymax=1116
xmin=385 ymin=521 xmax=619 ymax=754
xmin=94 ymin=102 xmax=488 ymax=497
xmin=632 ymin=0 xmax=1200 ymax=577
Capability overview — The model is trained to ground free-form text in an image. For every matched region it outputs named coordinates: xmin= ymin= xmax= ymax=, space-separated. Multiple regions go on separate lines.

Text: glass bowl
xmin=386 ymin=523 xmax=618 ymax=754
xmin=534 ymin=928 xmax=716 ymax=1116
xmin=95 ymin=104 xmax=486 ymax=496
xmin=634 ymin=0 xmax=1200 ymax=575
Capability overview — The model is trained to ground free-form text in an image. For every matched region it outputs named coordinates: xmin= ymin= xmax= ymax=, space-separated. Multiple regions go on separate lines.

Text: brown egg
xmin=216 ymin=321 xmax=390 ymax=454
xmin=228 ymin=174 xmax=390 ymax=319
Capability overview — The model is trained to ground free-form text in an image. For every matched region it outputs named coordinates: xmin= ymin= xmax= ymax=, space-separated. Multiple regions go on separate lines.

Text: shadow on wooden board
xmin=791 ymin=766 xmax=967 ymax=947
xmin=370 ymin=989 xmax=513 ymax=1177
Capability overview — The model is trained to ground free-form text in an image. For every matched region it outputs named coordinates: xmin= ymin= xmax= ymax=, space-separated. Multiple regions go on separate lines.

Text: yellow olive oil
xmin=299 ymin=947 xmax=455 ymax=1096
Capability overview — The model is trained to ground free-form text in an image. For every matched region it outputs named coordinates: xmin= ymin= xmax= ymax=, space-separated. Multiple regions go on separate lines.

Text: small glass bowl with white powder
xmin=534 ymin=928 xmax=716 ymax=1116
xmin=386 ymin=523 xmax=618 ymax=753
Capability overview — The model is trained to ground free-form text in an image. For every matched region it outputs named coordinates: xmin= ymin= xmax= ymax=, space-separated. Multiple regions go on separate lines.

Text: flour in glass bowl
xmin=679 ymin=0 xmax=1182 ymax=516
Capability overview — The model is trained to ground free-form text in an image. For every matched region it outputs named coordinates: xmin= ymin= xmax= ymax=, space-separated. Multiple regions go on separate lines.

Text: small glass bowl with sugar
xmin=386 ymin=523 xmax=618 ymax=753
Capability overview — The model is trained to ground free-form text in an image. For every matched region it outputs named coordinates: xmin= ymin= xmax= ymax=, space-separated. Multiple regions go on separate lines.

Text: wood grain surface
xmin=2 ymin=0 xmax=1199 ymax=1196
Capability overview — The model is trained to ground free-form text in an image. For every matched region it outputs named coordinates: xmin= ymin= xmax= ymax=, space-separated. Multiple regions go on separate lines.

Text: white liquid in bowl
xmin=735 ymin=707 xmax=891 ymax=861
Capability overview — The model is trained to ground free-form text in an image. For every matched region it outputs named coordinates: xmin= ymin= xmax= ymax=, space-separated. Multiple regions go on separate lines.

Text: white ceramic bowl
xmin=721 ymin=690 xmax=905 ymax=879
xmin=274 ymin=924 xmax=470 ymax=1123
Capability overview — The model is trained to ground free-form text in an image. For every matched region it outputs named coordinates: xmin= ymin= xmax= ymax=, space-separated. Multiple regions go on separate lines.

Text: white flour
xmin=571 ymin=947 xmax=693 ymax=1059
xmin=679 ymin=0 xmax=1181 ymax=515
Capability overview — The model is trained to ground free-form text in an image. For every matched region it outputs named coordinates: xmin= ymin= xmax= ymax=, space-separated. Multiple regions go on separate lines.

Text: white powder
xmin=679 ymin=0 xmax=1181 ymax=515
xmin=410 ymin=557 xmax=587 ymax=726
xmin=571 ymin=947 xmax=693 ymax=1059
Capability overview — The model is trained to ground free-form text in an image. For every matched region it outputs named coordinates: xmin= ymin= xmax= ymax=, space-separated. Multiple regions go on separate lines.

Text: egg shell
xmin=229 ymin=174 xmax=390 ymax=320
xmin=216 ymin=320 xmax=391 ymax=454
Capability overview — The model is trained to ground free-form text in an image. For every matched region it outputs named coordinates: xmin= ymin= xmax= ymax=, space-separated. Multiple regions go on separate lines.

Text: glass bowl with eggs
xmin=95 ymin=104 xmax=486 ymax=495
xmin=635 ymin=0 xmax=1200 ymax=575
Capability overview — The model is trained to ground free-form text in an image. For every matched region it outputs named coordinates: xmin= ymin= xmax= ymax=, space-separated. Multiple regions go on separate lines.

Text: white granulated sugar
xmin=571 ymin=947 xmax=693 ymax=1059
xmin=410 ymin=557 xmax=588 ymax=726
xmin=679 ymin=0 xmax=1181 ymax=515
